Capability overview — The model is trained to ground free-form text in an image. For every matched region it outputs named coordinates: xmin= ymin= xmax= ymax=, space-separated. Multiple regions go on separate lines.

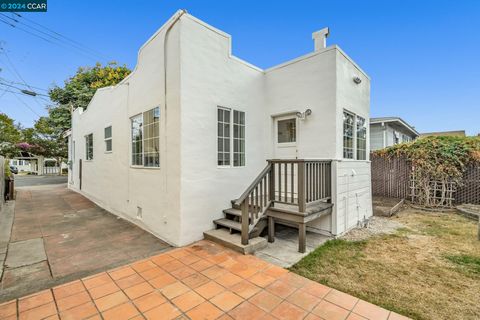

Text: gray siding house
xmin=370 ymin=117 xmax=418 ymax=151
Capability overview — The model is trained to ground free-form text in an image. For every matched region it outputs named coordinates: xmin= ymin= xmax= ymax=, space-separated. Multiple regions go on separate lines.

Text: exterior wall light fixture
xmin=296 ymin=108 xmax=312 ymax=120
xmin=353 ymin=76 xmax=362 ymax=84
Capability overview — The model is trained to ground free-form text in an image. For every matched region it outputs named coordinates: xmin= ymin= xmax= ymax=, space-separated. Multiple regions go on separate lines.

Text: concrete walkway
xmin=0 ymin=183 xmax=170 ymax=302
xmin=0 ymin=240 xmax=409 ymax=320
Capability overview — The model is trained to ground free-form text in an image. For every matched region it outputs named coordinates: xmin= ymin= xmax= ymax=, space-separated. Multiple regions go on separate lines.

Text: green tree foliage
xmin=374 ymin=136 xmax=480 ymax=207
xmin=0 ymin=113 xmax=21 ymax=157
xmin=49 ymin=61 xmax=131 ymax=116
xmin=21 ymin=62 xmax=131 ymax=166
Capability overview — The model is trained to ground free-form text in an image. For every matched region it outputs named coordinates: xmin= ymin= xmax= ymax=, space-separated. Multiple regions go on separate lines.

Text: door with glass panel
xmin=273 ymin=115 xmax=298 ymax=202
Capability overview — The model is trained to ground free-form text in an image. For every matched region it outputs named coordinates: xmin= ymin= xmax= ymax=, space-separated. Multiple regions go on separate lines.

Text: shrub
xmin=374 ymin=136 xmax=480 ymax=207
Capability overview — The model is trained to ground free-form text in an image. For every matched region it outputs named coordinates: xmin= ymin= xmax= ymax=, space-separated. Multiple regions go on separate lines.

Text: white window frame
xmin=217 ymin=106 xmax=246 ymax=168
xmin=85 ymin=133 xmax=93 ymax=160
xmin=130 ymin=107 xmax=160 ymax=168
xmin=343 ymin=109 xmax=368 ymax=161
xmin=104 ymin=125 xmax=112 ymax=153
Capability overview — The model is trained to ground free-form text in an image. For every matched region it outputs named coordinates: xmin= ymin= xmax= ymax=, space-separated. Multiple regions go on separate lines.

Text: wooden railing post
xmin=298 ymin=161 xmax=306 ymax=212
xmin=269 ymin=162 xmax=275 ymax=202
xmin=240 ymin=201 xmax=249 ymax=245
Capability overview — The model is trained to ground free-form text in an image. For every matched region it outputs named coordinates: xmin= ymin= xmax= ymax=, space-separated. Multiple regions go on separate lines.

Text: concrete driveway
xmin=13 ymin=174 xmax=68 ymax=187
xmin=0 ymin=182 xmax=171 ymax=302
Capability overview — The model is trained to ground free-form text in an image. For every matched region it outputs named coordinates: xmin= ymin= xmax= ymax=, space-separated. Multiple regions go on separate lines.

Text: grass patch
xmin=445 ymin=254 xmax=480 ymax=276
xmin=290 ymin=209 xmax=480 ymax=320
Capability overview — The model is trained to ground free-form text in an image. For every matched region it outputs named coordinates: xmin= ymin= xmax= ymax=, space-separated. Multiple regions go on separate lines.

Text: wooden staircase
xmin=213 ymin=201 xmax=268 ymax=239
xmin=205 ymin=159 xmax=334 ymax=254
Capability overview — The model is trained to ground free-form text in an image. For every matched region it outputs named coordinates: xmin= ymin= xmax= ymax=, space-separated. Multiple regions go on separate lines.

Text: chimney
xmin=312 ymin=27 xmax=329 ymax=51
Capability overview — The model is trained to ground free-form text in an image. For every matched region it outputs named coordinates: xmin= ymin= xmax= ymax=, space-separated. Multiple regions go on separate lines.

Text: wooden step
xmin=214 ymin=218 xmax=242 ymax=232
xmin=223 ymin=208 xmax=241 ymax=217
xmin=231 ymin=199 xmax=240 ymax=210
xmin=214 ymin=217 xmax=260 ymax=237
xmin=204 ymin=229 xmax=267 ymax=254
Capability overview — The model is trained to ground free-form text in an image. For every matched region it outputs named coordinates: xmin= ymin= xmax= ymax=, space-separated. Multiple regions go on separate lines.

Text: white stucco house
xmin=67 ymin=10 xmax=372 ymax=251
xmin=370 ymin=117 xmax=418 ymax=151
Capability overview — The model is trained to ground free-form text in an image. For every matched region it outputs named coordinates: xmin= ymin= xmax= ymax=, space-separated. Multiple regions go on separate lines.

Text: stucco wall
xmin=332 ymin=160 xmax=373 ymax=234
xmin=177 ymin=17 xmax=267 ymax=245
xmin=68 ymin=12 xmax=372 ymax=245
xmin=332 ymin=49 xmax=372 ymax=235
xmin=69 ymin=13 xmax=183 ymax=246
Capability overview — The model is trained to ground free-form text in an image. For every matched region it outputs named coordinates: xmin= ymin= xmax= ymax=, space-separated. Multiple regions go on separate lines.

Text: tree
xmin=0 ymin=113 xmax=21 ymax=158
xmin=21 ymin=62 xmax=131 ymax=173
xmin=49 ymin=62 xmax=131 ymax=119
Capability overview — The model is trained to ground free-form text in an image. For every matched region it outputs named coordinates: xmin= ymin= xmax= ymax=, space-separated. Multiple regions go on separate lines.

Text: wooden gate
xmin=371 ymin=153 xmax=411 ymax=199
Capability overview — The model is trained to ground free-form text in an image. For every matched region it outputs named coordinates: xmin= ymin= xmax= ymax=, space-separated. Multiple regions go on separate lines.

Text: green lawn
xmin=290 ymin=209 xmax=480 ymax=320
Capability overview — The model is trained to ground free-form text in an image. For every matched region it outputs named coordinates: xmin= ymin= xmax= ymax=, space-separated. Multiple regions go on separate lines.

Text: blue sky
xmin=0 ymin=0 xmax=479 ymax=135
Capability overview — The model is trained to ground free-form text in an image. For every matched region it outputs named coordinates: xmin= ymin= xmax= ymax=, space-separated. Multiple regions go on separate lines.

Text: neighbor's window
xmin=217 ymin=108 xmax=231 ymax=166
xmin=277 ymin=118 xmax=296 ymax=143
xmin=104 ymin=126 xmax=112 ymax=152
xmin=233 ymin=110 xmax=245 ymax=167
xmin=130 ymin=107 xmax=160 ymax=167
xmin=343 ymin=111 xmax=354 ymax=159
xmin=85 ymin=134 xmax=93 ymax=160
xmin=356 ymin=116 xmax=367 ymax=160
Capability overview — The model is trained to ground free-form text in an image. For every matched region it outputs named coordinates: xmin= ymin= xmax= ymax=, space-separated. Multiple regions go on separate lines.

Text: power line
xmin=0 ymin=77 xmax=47 ymax=92
xmin=0 ymin=81 xmax=49 ymax=97
xmin=0 ymin=46 xmax=48 ymax=109
xmin=12 ymin=12 xmax=108 ymax=60
xmin=0 ymin=13 xmax=106 ymax=61
xmin=3 ymin=90 xmax=42 ymax=117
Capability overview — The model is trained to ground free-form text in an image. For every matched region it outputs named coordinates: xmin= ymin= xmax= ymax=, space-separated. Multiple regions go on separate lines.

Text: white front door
xmin=273 ymin=115 xmax=298 ymax=159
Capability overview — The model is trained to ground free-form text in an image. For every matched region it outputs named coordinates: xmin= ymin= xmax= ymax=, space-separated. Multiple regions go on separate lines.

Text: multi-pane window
xmin=233 ymin=111 xmax=245 ymax=167
xmin=104 ymin=126 xmax=112 ymax=152
xmin=277 ymin=119 xmax=296 ymax=143
xmin=131 ymin=114 xmax=143 ymax=165
xmin=218 ymin=107 xmax=246 ymax=167
xmin=130 ymin=107 xmax=160 ymax=167
xmin=85 ymin=134 xmax=93 ymax=160
xmin=343 ymin=112 xmax=355 ymax=159
xmin=344 ymin=110 xmax=369 ymax=160
xmin=356 ymin=116 xmax=367 ymax=160
xmin=217 ymin=108 xmax=231 ymax=166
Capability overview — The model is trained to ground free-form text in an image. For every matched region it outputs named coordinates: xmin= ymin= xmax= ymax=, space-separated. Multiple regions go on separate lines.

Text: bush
xmin=374 ymin=136 xmax=480 ymax=207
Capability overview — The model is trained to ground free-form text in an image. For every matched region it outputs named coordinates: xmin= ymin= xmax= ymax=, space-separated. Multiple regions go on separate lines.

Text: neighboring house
xmin=419 ymin=130 xmax=466 ymax=138
xmin=9 ymin=159 xmax=32 ymax=172
xmin=67 ymin=11 xmax=372 ymax=249
xmin=10 ymin=155 xmax=66 ymax=175
xmin=370 ymin=117 xmax=418 ymax=151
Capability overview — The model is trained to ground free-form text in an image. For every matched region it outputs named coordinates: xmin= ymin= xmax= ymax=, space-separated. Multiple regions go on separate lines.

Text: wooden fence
xmin=371 ymin=153 xmax=480 ymax=205
xmin=371 ymin=154 xmax=411 ymax=199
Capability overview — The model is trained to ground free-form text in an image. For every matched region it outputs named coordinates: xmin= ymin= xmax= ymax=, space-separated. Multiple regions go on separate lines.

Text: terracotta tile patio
xmin=0 ymin=240 xmax=410 ymax=320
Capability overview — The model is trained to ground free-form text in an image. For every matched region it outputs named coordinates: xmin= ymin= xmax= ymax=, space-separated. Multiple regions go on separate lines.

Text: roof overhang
xmin=370 ymin=117 xmax=419 ymax=137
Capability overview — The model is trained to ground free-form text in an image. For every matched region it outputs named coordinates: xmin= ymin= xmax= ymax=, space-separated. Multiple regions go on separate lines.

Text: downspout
xmin=164 ymin=9 xmax=187 ymax=191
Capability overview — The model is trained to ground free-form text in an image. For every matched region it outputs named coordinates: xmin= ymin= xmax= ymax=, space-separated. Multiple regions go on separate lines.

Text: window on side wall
xmin=343 ymin=111 xmax=354 ymax=159
xmin=104 ymin=126 xmax=112 ymax=152
xmin=130 ymin=107 xmax=160 ymax=167
xmin=356 ymin=116 xmax=367 ymax=160
xmin=233 ymin=110 xmax=245 ymax=167
xmin=343 ymin=110 xmax=368 ymax=160
xmin=217 ymin=107 xmax=246 ymax=167
xmin=85 ymin=133 xmax=93 ymax=160
xmin=217 ymin=107 xmax=231 ymax=166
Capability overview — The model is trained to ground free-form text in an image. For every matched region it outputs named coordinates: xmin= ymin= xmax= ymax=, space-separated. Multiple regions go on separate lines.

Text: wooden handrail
xmin=234 ymin=163 xmax=272 ymax=206
xmin=236 ymin=159 xmax=332 ymax=245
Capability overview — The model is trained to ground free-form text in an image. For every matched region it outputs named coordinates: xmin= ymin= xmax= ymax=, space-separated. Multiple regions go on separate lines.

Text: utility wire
xmin=0 ymin=77 xmax=48 ymax=92
xmin=0 ymin=81 xmax=49 ymax=97
xmin=3 ymin=90 xmax=42 ymax=117
xmin=0 ymin=46 xmax=49 ymax=110
xmin=0 ymin=13 xmax=105 ymax=61
xmin=12 ymin=12 xmax=108 ymax=60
